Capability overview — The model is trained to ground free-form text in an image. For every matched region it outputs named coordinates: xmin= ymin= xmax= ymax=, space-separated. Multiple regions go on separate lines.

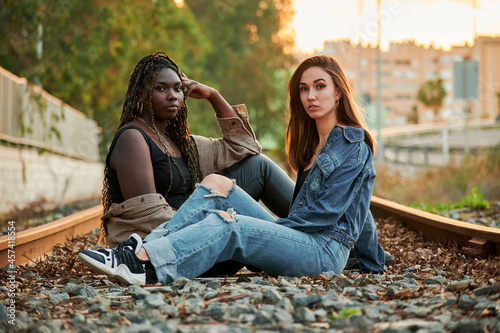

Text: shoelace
xmin=112 ymin=241 xmax=134 ymax=262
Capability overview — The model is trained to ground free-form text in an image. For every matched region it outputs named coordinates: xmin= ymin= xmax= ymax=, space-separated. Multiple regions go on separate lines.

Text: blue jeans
xmin=143 ymin=183 xmax=350 ymax=285
xmin=207 ymin=153 xmax=294 ymax=276
xmin=223 ymin=154 xmax=293 ymax=218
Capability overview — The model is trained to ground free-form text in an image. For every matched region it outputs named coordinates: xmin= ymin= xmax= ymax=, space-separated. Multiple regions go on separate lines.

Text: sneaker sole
xmin=78 ymin=252 xmax=145 ymax=286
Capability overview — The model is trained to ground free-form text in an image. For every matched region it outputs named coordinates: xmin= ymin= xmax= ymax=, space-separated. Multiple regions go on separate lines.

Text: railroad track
xmin=0 ymin=205 xmax=102 ymax=267
xmin=1 ymin=196 xmax=499 ymax=267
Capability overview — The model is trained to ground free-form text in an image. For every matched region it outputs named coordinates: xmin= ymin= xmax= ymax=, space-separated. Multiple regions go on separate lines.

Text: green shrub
xmin=408 ymin=187 xmax=489 ymax=213
xmin=460 ymin=187 xmax=490 ymax=210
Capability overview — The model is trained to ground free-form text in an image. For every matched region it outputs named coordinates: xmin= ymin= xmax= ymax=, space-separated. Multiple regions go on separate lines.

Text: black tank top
xmin=291 ymin=166 xmax=309 ymax=204
xmin=106 ymin=125 xmax=192 ymax=209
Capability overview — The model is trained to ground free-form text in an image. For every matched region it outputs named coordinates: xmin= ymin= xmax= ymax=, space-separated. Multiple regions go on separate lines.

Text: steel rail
xmin=1 ymin=197 xmax=499 ymax=267
xmin=370 ymin=196 xmax=500 ymax=257
xmin=0 ymin=205 xmax=102 ymax=266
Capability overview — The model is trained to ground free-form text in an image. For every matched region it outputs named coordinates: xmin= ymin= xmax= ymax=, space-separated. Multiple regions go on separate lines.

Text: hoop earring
xmin=137 ymin=101 xmax=144 ymax=114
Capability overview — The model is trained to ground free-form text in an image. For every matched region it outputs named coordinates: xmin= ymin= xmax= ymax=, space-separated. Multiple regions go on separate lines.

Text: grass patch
xmin=408 ymin=187 xmax=490 ymax=214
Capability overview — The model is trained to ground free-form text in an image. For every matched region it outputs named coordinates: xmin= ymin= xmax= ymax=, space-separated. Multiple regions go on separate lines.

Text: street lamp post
xmin=376 ymin=0 xmax=384 ymax=160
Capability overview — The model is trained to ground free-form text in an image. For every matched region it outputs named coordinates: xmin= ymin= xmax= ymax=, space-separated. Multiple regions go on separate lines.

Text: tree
xmin=407 ymin=105 xmax=418 ymax=124
xmin=1 ymin=0 xmax=296 ymax=158
xmin=417 ymin=78 xmax=446 ymax=121
xmin=0 ymin=0 xmax=210 ymax=157
xmin=183 ymin=0 xmax=295 ymax=147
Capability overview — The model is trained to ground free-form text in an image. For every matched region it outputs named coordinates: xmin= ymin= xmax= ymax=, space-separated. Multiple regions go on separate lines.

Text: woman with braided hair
xmin=100 ymin=52 xmax=294 ymax=276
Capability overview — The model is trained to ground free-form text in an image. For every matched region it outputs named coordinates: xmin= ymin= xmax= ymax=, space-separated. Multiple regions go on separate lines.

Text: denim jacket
xmin=276 ymin=125 xmax=385 ymax=273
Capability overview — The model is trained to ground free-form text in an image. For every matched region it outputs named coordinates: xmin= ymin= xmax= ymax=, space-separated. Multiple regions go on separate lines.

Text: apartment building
xmin=320 ymin=36 xmax=500 ymax=126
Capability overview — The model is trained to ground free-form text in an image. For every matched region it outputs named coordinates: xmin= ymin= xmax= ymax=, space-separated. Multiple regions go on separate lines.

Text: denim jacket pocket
xmin=307 ymin=152 xmax=337 ymax=199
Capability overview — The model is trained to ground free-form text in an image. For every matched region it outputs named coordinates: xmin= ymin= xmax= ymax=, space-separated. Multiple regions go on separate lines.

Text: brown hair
xmin=285 ymin=55 xmax=376 ymax=171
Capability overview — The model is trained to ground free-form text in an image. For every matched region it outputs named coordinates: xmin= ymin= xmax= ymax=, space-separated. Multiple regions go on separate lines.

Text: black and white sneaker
xmin=78 ymin=233 xmax=147 ymax=285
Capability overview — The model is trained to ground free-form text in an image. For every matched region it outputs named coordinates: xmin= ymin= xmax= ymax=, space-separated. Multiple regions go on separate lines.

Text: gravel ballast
xmin=1 ymin=217 xmax=499 ymax=333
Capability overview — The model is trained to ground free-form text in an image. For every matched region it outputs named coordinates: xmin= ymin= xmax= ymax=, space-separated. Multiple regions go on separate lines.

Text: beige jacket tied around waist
xmin=103 ymin=104 xmax=261 ymax=247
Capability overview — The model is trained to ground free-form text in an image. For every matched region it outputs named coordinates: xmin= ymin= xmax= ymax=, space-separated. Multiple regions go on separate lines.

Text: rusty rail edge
xmin=1 ymin=196 xmax=499 ymax=267
xmin=0 ymin=205 xmax=102 ymax=267
xmin=371 ymin=195 xmax=500 ymax=257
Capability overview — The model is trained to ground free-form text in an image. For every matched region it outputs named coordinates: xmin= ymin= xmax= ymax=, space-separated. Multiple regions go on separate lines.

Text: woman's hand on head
xmin=181 ymin=73 xmax=236 ymax=118
xmin=182 ymin=73 xmax=217 ymax=101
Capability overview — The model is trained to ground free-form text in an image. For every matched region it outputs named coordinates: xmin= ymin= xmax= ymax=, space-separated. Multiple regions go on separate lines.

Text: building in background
xmin=320 ymin=36 xmax=500 ymax=127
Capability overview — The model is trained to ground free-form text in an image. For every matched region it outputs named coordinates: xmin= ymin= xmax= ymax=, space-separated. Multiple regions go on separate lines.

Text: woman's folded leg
xmin=224 ymin=154 xmax=295 ymax=218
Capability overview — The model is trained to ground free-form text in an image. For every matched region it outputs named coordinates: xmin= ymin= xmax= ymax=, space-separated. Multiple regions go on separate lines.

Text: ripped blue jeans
xmin=143 ymin=183 xmax=349 ymax=285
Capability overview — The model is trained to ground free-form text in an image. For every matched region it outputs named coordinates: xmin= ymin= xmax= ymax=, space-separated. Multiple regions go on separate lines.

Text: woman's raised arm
xmin=181 ymin=73 xmax=238 ymax=119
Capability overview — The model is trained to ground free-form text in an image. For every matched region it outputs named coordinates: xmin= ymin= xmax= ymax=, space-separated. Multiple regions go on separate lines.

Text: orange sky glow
xmin=291 ymin=0 xmax=500 ymax=53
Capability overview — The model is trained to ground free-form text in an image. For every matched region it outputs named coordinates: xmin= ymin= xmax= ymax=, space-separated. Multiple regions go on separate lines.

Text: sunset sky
xmin=291 ymin=0 xmax=500 ymax=53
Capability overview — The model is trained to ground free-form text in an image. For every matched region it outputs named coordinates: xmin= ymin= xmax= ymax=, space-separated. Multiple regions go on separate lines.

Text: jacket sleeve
xmin=191 ymin=104 xmax=262 ymax=177
xmin=274 ymin=159 xmax=366 ymax=235
xmin=103 ymin=193 xmax=175 ymax=247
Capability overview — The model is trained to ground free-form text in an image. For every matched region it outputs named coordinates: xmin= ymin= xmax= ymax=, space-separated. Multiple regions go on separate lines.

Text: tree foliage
xmin=417 ymin=78 xmax=446 ymax=121
xmin=183 ymin=0 xmax=295 ymax=146
xmin=1 ymin=0 xmax=209 ymax=156
xmin=0 ymin=0 xmax=295 ymax=158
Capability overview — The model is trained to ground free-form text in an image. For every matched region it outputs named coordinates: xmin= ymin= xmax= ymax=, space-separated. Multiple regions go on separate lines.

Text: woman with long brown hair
xmin=79 ymin=54 xmax=387 ymax=286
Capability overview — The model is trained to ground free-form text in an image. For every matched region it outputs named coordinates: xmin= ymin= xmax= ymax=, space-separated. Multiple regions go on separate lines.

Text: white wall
xmin=0 ymin=145 xmax=103 ymax=213
xmin=0 ymin=66 xmax=103 ymax=214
